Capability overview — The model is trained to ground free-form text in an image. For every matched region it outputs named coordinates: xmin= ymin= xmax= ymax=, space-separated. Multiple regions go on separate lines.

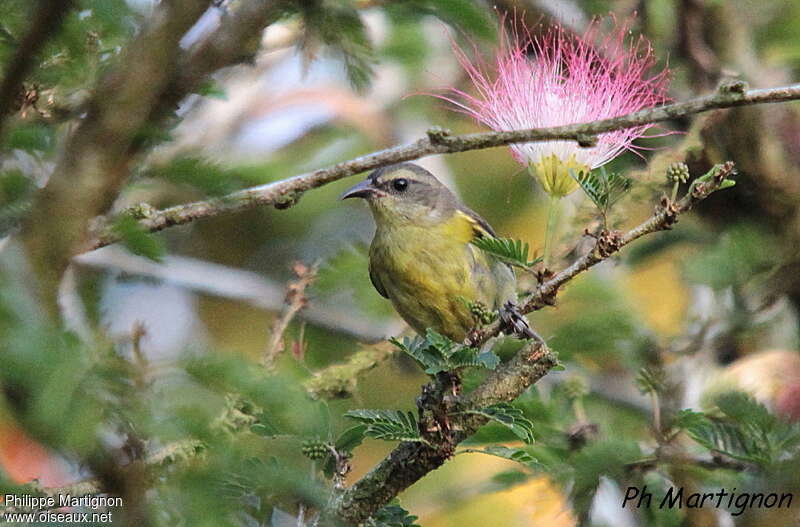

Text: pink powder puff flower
xmin=438 ymin=16 xmax=670 ymax=197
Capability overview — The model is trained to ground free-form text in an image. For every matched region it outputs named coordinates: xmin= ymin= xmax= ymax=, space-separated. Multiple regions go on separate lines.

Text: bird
xmin=340 ymin=162 xmax=521 ymax=342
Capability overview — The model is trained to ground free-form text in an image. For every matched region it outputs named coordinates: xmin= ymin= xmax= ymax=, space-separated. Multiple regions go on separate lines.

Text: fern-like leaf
xmin=573 ymin=167 xmax=632 ymax=215
xmin=685 ymin=418 xmax=761 ymax=464
xmin=471 ymin=236 xmax=540 ymax=268
xmin=389 ymin=330 xmax=499 ymax=374
xmin=366 ymin=503 xmax=420 ymax=527
xmin=678 ymin=393 xmax=800 ymax=466
xmin=466 ymin=403 xmax=536 ymax=443
xmin=635 ymin=367 xmax=665 ymax=395
xmin=461 ymin=445 xmax=539 ymax=468
xmin=344 ymin=409 xmax=423 ymax=443
xmin=296 ymin=2 xmax=375 ymax=91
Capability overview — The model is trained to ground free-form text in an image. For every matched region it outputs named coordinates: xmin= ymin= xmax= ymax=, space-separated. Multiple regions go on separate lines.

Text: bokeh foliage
xmin=2 ymin=0 xmax=800 ymax=526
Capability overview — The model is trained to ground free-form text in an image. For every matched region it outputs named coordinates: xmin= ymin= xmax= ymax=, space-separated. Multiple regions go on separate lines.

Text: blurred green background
xmin=2 ymin=0 xmax=800 ymax=526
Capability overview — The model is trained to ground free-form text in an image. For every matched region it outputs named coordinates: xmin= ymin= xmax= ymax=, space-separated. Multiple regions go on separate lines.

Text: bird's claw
xmin=500 ymin=301 xmax=544 ymax=342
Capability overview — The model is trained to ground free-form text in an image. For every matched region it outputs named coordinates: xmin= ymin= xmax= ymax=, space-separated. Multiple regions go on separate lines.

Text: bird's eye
xmin=392 ymin=178 xmax=409 ymax=192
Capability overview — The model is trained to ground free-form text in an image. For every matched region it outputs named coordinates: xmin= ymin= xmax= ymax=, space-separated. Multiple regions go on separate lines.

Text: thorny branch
xmin=88 ymin=82 xmax=800 ymax=249
xmin=328 ymin=163 xmax=737 ymax=525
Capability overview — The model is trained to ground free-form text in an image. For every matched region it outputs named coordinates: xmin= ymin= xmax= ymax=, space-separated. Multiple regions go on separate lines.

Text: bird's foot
xmin=500 ymin=301 xmax=544 ymax=342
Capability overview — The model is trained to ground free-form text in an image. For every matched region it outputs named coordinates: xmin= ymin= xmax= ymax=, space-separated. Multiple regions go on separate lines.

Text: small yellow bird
xmin=341 ymin=163 xmax=518 ymax=342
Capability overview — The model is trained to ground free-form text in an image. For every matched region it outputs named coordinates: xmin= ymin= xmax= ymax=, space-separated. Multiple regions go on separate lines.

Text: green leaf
xmin=0 ymin=169 xmax=34 ymax=234
xmin=635 ymin=367 xmax=665 ymax=395
xmin=715 ymin=392 xmax=776 ymax=430
xmin=297 ymin=3 xmax=375 ymax=91
xmin=489 ymin=469 xmax=530 ymax=490
xmin=389 ymin=330 xmax=500 ymax=374
xmin=714 ymin=392 xmax=800 ymax=462
xmin=389 ymin=335 xmax=442 ymax=372
xmin=670 ymin=408 xmax=708 ymax=430
xmin=573 ymin=167 xmax=632 ymax=215
xmin=3 ymin=122 xmax=54 ymax=152
xmin=111 ymin=215 xmax=164 ymax=262
xmin=344 ymin=409 xmax=423 ymax=443
xmin=685 ymin=417 xmax=761 ymax=464
xmin=471 ymin=236 xmax=539 ymax=268
xmin=335 ymin=424 xmax=367 ymax=452
xmin=366 ymin=503 xmax=420 ymax=527
xmin=680 ymin=392 xmax=800 ymax=466
xmin=568 ymin=439 xmax=643 ymax=515
xmin=692 ymin=163 xmax=725 ymax=184
xmin=475 ymin=349 xmax=501 ymax=370
xmin=466 ymin=403 xmax=535 ymax=443
xmin=147 ymin=156 xmax=238 ymax=196
xmin=385 ymin=0 xmax=494 ymax=41
xmin=461 ymin=445 xmax=539 ymax=468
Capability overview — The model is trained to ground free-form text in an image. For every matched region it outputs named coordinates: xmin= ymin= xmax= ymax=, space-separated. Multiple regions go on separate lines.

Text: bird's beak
xmin=340 ymin=179 xmax=377 ymax=200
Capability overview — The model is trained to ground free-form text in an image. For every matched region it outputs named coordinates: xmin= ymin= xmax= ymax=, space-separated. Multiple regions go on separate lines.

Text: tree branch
xmin=304 ymin=343 xmax=396 ymax=400
xmin=21 ymin=0 xmax=213 ymax=314
xmin=21 ymin=0 xmax=284 ymax=315
xmin=329 ymin=341 xmax=557 ymax=525
xmin=327 ymin=162 xmax=736 ymax=525
xmin=89 ymin=83 xmax=800 ymax=249
xmin=470 ymin=162 xmax=739 ymax=345
xmin=263 ymin=261 xmax=318 ymax=367
xmin=0 ymin=0 xmax=75 ymax=137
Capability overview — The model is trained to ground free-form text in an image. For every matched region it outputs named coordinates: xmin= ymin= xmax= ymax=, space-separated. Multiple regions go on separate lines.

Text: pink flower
xmin=438 ymin=16 xmax=669 ymax=196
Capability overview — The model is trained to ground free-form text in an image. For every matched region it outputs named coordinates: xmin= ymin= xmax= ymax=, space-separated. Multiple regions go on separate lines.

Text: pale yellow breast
xmin=369 ymin=219 xmax=505 ymax=341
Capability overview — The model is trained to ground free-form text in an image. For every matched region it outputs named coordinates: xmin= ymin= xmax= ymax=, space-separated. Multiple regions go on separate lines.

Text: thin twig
xmin=471 ymin=162 xmax=739 ymax=347
xmin=263 ymin=262 xmax=319 ymax=368
xmin=88 ymin=83 xmax=800 ymax=249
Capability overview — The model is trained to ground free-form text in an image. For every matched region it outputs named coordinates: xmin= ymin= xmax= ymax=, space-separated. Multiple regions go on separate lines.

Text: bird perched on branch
xmin=341 ymin=162 xmax=530 ymax=342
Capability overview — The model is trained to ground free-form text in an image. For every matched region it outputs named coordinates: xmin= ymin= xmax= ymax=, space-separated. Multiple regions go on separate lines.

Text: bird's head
xmin=340 ymin=163 xmax=457 ymax=226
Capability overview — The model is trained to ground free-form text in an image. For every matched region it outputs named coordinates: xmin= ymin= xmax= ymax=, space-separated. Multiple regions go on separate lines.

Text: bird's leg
xmin=500 ymin=301 xmax=544 ymax=342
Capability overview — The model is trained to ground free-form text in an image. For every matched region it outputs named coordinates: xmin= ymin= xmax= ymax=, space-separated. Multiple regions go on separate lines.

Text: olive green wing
xmin=456 ymin=207 xmax=517 ymax=306
xmin=368 ymin=260 xmax=389 ymax=299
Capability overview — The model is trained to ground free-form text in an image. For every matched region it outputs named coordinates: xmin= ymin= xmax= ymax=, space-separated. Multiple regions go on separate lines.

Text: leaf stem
xmin=543 ymin=194 xmax=561 ymax=268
